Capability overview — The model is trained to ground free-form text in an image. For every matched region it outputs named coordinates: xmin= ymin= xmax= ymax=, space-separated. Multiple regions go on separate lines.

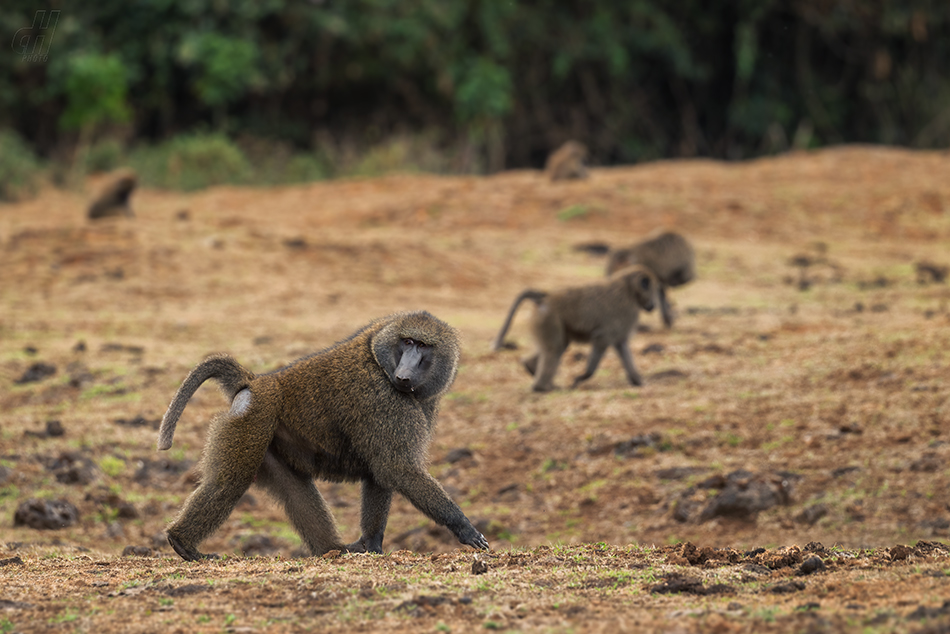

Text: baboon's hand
xmin=458 ymin=525 xmax=490 ymax=551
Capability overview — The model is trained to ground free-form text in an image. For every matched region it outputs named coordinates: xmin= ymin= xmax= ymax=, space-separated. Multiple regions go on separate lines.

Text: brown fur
xmin=157 ymin=311 xmax=489 ymax=560
xmin=493 ymin=265 xmax=658 ymax=392
xmin=606 ymin=231 xmax=696 ymax=328
xmin=544 ymin=140 xmax=588 ymax=181
xmin=88 ymin=170 xmax=137 ymax=220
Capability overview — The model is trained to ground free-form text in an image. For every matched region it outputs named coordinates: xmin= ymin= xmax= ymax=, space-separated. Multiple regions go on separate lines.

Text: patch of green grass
xmin=99 ymin=455 xmax=125 ymax=478
xmin=557 ymin=205 xmax=589 ymax=221
xmin=0 ymin=618 xmax=14 ymax=633
xmin=48 ymin=611 xmax=79 ymax=625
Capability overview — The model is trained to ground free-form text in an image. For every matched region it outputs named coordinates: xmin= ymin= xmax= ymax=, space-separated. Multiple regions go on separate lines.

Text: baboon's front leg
xmin=346 ymin=478 xmax=393 ymax=554
xmin=385 ymin=468 xmax=489 ymax=551
xmin=614 ymin=340 xmax=644 ymax=386
xmin=659 ymin=285 xmax=675 ymax=328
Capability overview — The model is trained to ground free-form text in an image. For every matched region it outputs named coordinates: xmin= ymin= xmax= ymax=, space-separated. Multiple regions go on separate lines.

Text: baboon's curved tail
xmin=157 ymin=354 xmax=255 ymax=451
xmin=491 ymin=290 xmax=548 ymax=351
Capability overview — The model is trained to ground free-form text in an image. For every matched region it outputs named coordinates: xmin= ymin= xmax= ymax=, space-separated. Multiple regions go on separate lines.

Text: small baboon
xmin=544 ymin=140 xmax=588 ymax=181
xmin=157 ymin=311 xmax=489 ymax=561
xmin=605 ymin=231 xmax=695 ymax=328
xmin=492 ymin=265 xmax=658 ymax=392
xmin=88 ymin=170 xmax=137 ymax=220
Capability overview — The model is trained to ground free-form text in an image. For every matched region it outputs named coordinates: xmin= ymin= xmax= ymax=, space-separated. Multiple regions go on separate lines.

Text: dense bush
xmin=0 ymin=129 xmax=41 ymax=201
xmin=130 ymin=133 xmax=250 ymax=191
xmin=1 ymin=1 xmax=948 ymax=173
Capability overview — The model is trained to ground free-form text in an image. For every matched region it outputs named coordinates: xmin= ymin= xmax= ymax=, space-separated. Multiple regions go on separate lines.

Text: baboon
xmin=605 ymin=231 xmax=695 ymax=328
xmin=88 ymin=170 xmax=137 ymax=220
xmin=544 ymin=140 xmax=588 ymax=181
xmin=492 ymin=265 xmax=658 ymax=392
xmin=157 ymin=311 xmax=489 ymax=561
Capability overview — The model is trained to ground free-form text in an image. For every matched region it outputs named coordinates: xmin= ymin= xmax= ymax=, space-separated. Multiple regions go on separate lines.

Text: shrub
xmin=0 ymin=129 xmax=41 ymax=201
xmin=131 ymin=133 xmax=250 ymax=191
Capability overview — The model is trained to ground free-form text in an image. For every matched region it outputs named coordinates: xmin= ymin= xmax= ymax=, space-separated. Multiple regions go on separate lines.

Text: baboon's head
xmin=617 ymin=265 xmax=658 ymax=312
xmin=373 ymin=311 xmax=460 ymax=400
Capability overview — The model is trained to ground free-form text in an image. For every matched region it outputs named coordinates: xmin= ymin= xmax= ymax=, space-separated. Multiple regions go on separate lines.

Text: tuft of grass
xmin=557 ymin=204 xmax=589 ymax=221
xmin=99 ymin=455 xmax=125 ymax=478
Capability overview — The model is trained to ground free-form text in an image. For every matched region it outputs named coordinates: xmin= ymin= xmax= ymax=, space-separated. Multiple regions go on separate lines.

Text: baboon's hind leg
xmin=166 ymin=412 xmax=269 ymax=561
xmin=522 ymin=352 xmax=539 ymax=376
xmin=571 ymin=343 xmax=608 ymax=388
xmin=256 ymin=452 xmax=346 ymax=556
xmin=531 ymin=346 xmax=565 ymax=392
xmin=346 ymin=478 xmax=393 ymax=554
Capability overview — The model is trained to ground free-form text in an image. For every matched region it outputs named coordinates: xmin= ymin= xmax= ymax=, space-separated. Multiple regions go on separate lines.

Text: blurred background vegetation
xmin=1 ymin=0 xmax=949 ymax=195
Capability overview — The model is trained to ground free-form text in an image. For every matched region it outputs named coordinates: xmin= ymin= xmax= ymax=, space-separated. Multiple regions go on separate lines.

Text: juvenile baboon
xmin=606 ymin=231 xmax=695 ymax=328
xmin=157 ymin=311 xmax=489 ymax=561
xmin=492 ymin=265 xmax=658 ymax=392
xmin=88 ymin=170 xmax=137 ymax=220
xmin=544 ymin=140 xmax=588 ymax=181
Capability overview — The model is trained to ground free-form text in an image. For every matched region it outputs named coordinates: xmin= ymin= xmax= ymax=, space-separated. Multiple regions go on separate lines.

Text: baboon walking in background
xmin=493 ymin=265 xmax=658 ymax=392
xmin=544 ymin=140 xmax=589 ymax=181
xmin=88 ymin=170 xmax=137 ymax=220
xmin=606 ymin=230 xmax=696 ymax=328
xmin=158 ymin=311 xmax=489 ymax=560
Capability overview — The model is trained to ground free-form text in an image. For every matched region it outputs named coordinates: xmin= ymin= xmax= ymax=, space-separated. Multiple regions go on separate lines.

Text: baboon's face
xmin=628 ymin=271 xmax=657 ymax=312
xmin=391 ymin=337 xmax=434 ymax=393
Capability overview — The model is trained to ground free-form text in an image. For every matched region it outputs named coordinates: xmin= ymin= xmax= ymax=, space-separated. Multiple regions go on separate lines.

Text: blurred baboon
xmin=492 ymin=265 xmax=658 ymax=392
xmin=606 ymin=231 xmax=695 ymax=328
xmin=916 ymin=260 xmax=948 ymax=284
xmin=157 ymin=311 xmax=489 ymax=561
xmin=544 ymin=140 xmax=588 ymax=181
xmin=88 ymin=170 xmax=137 ymax=220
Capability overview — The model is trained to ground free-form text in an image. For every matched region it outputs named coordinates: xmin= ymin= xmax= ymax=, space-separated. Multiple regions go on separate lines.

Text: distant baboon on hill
xmin=88 ymin=170 xmax=137 ymax=220
xmin=544 ymin=141 xmax=588 ymax=181
xmin=606 ymin=231 xmax=696 ymax=328
xmin=493 ymin=265 xmax=658 ymax=392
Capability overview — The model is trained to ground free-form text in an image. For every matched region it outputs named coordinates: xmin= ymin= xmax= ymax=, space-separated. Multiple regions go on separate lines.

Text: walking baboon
xmin=88 ymin=170 xmax=137 ymax=220
xmin=544 ymin=140 xmax=588 ymax=181
xmin=606 ymin=231 xmax=695 ymax=328
xmin=492 ymin=265 xmax=658 ymax=392
xmin=157 ymin=311 xmax=489 ymax=561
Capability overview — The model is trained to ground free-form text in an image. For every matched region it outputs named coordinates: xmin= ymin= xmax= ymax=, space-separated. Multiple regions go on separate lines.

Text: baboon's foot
xmin=343 ymin=539 xmax=383 ymax=554
xmin=167 ymin=533 xmax=219 ymax=562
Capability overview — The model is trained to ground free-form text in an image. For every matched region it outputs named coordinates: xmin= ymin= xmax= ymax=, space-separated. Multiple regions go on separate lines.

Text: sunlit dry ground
xmin=2 ymin=145 xmax=950 ymax=632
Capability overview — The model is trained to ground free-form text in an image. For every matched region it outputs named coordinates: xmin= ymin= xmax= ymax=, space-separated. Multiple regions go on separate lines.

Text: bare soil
xmin=2 ymin=146 xmax=950 ymax=632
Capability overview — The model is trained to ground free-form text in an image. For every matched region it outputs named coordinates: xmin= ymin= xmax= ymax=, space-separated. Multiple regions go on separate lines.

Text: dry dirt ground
xmin=2 ymin=146 xmax=950 ymax=632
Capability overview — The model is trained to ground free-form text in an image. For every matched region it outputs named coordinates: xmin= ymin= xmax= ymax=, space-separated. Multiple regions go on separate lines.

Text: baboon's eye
xmin=639 ymin=277 xmax=650 ymax=290
xmin=417 ymin=341 xmax=427 ymax=348
xmin=403 ymin=338 xmax=415 ymax=346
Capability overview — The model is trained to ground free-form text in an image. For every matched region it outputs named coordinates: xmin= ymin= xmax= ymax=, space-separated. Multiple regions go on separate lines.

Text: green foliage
xmin=131 ymin=133 xmax=251 ymax=190
xmin=84 ymin=138 xmax=125 ymax=173
xmin=2 ymin=0 xmax=950 ymax=170
xmin=178 ymin=33 xmax=260 ymax=109
xmin=454 ymin=57 xmax=512 ymax=122
xmin=58 ymin=53 xmax=131 ymax=132
xmin=0 ymin=129 xmax=40 ymax=201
